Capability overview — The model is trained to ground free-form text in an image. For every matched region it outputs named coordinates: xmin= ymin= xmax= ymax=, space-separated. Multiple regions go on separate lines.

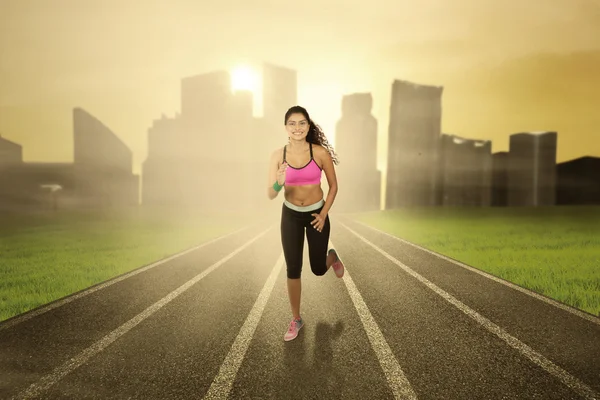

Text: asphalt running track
xmin=1 ymin=216 xmax=599 ymax=400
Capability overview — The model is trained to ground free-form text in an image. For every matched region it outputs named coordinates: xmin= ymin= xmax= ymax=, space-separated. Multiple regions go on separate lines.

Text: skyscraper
xmin=556 ymin=156 xmax=600 ymax=205
xmin=142 ymin=114 xmax=182 ymax=206
xmin=437 ymin=134 xmax=492 ymax=206
xmin=335 ymin=93 xmax=380 ymax=212
xmin=508 ymin=131 xmax=557 ymax=206
xmin=386 ymin=79 xmax=443 ymax=208
xmin=492 ymin=151 xmax=509 ymax=206
xmin=262 ymin=63 xmax=297 ymax=124
xmin=181 ymin=71 xmax=232 ymax=127
xmin=262 ymin=63 xmax=298 ymax=156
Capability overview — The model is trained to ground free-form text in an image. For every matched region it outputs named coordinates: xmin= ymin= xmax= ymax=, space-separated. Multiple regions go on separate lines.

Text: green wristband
xmin=273 ymin=181 xmax=284 ymax=192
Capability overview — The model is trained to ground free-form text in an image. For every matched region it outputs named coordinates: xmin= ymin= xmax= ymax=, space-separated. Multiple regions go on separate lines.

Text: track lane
xmin=330 ymin=222 xmax=596 ymax=400
xmin=339 ymin=216 xmax=600 ymax=396
xmin=0 ymin=224 xmax=265 ymax=399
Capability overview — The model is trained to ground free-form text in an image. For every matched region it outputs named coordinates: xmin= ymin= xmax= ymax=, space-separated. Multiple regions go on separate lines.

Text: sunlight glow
xmin=231 ymin=65 xmax=259 ymax=93
xmin=230 ymin=64 xmax=262 ymax=117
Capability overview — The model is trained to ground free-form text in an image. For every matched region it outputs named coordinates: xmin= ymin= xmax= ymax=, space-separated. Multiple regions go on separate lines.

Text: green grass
xmin=0 ymin=207 xmax=257 ymax=322
xmin=349 ymin=205 xmax=600 ymax=317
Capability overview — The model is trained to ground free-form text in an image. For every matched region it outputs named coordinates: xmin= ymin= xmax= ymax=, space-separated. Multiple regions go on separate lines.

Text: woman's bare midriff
xmin=284 ymin=184 xmax=324 ymax=207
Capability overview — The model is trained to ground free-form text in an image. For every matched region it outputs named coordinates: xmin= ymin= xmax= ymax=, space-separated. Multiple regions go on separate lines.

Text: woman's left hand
xmin=310 ymin=213 xmax=326 ymax=232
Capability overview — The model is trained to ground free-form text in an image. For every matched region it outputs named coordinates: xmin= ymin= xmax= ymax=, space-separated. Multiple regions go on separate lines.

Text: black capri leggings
xmin=280 ymin=200 xmax=330 ymax=279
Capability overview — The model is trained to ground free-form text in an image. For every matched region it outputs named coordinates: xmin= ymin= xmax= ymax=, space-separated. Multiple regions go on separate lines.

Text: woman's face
xmin=285 ymin=113 xmax=309 ymax=142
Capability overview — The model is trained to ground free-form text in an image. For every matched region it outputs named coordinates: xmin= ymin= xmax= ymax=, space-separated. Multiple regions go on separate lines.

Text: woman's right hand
xmin=277 ymin=162 xmax=287 ymax=186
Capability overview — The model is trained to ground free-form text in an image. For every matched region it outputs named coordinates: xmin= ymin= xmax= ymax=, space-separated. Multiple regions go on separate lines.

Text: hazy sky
xmin=1 ymin=0 xmax=599 ymax=174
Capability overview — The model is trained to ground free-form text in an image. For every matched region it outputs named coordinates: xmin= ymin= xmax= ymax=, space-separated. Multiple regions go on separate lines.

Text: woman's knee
xmin=309 ymin=256 xmax=328 ymax=276
xmin=286 ymin=265 xmax=302 ymax=279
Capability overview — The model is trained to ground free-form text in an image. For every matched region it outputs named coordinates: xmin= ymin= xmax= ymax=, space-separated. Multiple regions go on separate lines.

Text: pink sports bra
xmin=284 ymin=143 xmax=322 ymax=186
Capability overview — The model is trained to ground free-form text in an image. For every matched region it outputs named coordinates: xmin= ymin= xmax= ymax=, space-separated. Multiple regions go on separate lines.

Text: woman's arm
xmin=318 ymin=147 xmax=338 ymax=216
xmin=267 ymin=148 xmax=285 ymax=200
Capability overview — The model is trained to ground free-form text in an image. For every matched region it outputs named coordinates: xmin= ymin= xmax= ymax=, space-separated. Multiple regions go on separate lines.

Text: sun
xmin=230 ymin=64 xmax=263 ymax=117
xmin=231 ymin=65 xmax=259 ymax=93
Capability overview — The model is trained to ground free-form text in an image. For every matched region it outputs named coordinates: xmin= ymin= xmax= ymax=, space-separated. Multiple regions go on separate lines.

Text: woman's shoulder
xmin=310 ymin=142 xmax=324 ymax=151
xmin=311 ymin=143 xmax=329 ymax=158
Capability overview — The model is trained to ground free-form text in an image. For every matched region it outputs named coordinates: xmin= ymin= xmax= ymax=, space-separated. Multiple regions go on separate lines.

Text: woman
xmin=267 ymin=105 xmax=345 ymax=342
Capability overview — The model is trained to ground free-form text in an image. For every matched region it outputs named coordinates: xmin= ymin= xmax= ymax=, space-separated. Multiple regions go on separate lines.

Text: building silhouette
xmin=181 ymin=70 xmax=233 ymax=127
xmin=491 ymin=151 xmax=509 ymax=206
xmin=260 ymin=62 xmax=299 ymax=169
xmin=142 ymin=72 xmax=226 ymax=210
xmin=74 ymin=108 xmax=133 ymax=171
xmin=386 ymin=79 xmax=443 ymax=209
xmin=0 ymin=134 xmax=23 ymax=165
xmin=508 ymin=132 xmax=557 ymax=206
xmin=141 ymin=62 xmax=297 ymax=213
xmin=0 ymin=109 xmax=139 ymax=210
xmin=0 ymin=162 xmax=76 ymax=209
xmin=7 ymin=67 xmax=593 ymax=212
xmin=334 ymin=93 xmax=381 ymax=212
xmin=263 ymin=63 xmax=297 ymax=122
xmin=73 ymin=108 xmax=139 ymax=207
xmin=556 ymin=156 xmax=600 ymax=205
xmin=143 ymin=71 xmax=259 ymax=210
xmin=141 ymin=114 xmax=182 ymax=206
xmin=436 ymin=134 xmax=492 ymax=206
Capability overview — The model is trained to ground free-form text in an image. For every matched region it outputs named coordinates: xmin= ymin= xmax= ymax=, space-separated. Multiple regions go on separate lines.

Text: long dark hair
xmin=284 ymin=105 xmax=339 ymax=165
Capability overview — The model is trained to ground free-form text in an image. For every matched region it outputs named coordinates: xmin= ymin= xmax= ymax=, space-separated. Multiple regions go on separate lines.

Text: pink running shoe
xmin=328 ymin=249 xmax=344 ymax=278
xmin=284 ymin=318 xmax=304 ymax=342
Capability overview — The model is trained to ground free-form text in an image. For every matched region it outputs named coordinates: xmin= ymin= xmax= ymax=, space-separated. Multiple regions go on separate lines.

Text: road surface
xmin=1 ymin=215 xmax=599 ymax=399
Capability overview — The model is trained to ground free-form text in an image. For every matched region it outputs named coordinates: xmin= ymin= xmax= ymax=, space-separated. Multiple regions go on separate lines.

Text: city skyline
xmin=1 ymin=0 xmax=600 ymax=176
xmin=1 ymin=56 xmax=597 ymax=174
xmin=2 ymin=66 xmax=598 ymax=211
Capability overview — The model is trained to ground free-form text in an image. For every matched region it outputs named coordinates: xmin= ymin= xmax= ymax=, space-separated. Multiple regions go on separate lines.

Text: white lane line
xmin=348 ymin=218 xmax=600 ymax=325
xmin=12 ymin=227 xmax=272 ymax=400
xmin=203 ymin=252 xmax=284 ymax=400
xmin=340 ymin=223 xmax=600 ymax=400
xmin=0 ymin=226 xmax=250 ymax=331
xmin=330 ymin=239 xmax=418 ymax=400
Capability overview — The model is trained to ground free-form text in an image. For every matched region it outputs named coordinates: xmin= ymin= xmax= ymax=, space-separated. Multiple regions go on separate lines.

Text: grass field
xmin=349 ymin=205 xmax=600 ymax=317
xmin=0 ymin=207 xmax=257 ymax=322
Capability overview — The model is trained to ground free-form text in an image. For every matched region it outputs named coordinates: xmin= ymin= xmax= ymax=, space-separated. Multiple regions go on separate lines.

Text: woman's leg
xmin=306 ymin=212 xmax=331 ymax=274
xmin=280 ymin=205 xmax=304 ymax=320
xmin=306 ymin=212 xmax=344 ymax=277
xmin=287 ymin=279 xmax=301 ymax=320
